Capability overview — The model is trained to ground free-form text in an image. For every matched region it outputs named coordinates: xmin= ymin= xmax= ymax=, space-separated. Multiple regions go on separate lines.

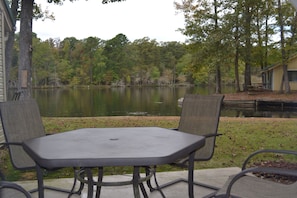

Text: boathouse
xmin=262 ymin=54 xmax=297 ymax=91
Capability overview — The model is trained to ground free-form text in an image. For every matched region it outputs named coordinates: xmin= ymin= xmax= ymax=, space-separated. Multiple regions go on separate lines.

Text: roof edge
xmin=3 ymin=0 xmax=16 ymax=26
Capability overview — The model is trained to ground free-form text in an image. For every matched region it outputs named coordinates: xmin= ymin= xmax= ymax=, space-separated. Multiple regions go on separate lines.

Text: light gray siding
xmin=0 ymin=0 xmax=13 ymax=143
xmin=0 ymin=11 xmax=4 ymax=143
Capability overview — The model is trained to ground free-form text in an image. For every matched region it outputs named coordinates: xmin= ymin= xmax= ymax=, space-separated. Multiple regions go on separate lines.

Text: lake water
xmin=32 ymin=86 xmax=210 ymax=117
xmin=11 ymin=86 xmax=297 ymax=118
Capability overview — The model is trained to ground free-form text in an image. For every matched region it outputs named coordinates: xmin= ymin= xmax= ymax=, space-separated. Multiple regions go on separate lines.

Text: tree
xmin=175 ymin=0 xmax=225 ymax=92
xmin=17 ymin=0 xmax=33 ymax=98
xmin=277 ymin=0 xmax=291 ymax=93
xmin=6 ymin=0 xmax=57 ymax=98
xmin=241 ymin=0 xmax=253 ymax=91
xmin=160 ymin=42 xmax=186 ymax=85
xmin=32 ymin=36 xmax=57 ymax=86
xmin=102 ymin=0 xmax=126 ymax=4
xmin=224 ymin=0 xmax=264 ymax=91
xmin=213 ymin=0 xmax=222 ymax=93
xmin=5 ymin=0 xmax=18 ymax=96
xmin=102 ymin=34 xmax=130 ymax=84
xmin=11 ymin=0 xmax=126 ymax=99
xmin=224 ymin=0 xmax=242 ymax=92
xmin=92 ymin=47 xmax=106 ymax=85
xmin=130 ymin=37 xmax=160 ymax=85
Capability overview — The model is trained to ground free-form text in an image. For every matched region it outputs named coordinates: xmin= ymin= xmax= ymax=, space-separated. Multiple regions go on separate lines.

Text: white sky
xmin=30 ymin=0 xmax=187 ymax=42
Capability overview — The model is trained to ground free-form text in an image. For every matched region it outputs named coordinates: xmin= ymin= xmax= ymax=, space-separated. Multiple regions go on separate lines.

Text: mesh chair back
xmin=178 ymin=94 xmax=224 ymax=161
xmin=0 ymin=99 xmax=46 ymax=169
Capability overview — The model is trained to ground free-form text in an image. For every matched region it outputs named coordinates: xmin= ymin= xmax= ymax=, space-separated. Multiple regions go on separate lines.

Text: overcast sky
xmin=30 ymin=0 xmax=187 ymax=42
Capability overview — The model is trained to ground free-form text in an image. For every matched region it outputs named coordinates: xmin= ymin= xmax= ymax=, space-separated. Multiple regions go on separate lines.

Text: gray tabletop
xmin=23 ymin=127 xmax=205 ymax=169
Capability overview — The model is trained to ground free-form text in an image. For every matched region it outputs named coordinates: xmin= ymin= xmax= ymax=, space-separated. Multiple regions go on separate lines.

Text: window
xmin=288 ymin=71 xmax=297 ymax=81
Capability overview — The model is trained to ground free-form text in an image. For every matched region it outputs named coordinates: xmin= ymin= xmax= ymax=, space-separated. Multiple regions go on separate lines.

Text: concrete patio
xmin=16 ymin=167 xmax=240 ymax=198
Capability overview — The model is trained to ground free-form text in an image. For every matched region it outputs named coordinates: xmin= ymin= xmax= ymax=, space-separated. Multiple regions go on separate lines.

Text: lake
xmin=11 ymin=86 xmax=297 ymax=118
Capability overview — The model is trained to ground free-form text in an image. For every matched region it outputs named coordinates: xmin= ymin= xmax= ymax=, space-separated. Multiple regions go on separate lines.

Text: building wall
xmin=0 ymin=11 xmax=6 ymax=101
xmin=0 ymin=0 xmax=12 ymax=143
xmin=0 ymin=10 xmax=4 ymax=143
xmin=271 ymin=58 xmax=297 ymax=91
xmin=288 ymin=58 xmax=297 ymax=90
xmin=272 ymin=65 xmax=282 ymax=91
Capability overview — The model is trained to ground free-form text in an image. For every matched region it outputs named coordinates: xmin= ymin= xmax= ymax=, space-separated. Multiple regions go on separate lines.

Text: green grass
xmin=1 ymin=116 xmax=297 ymax=181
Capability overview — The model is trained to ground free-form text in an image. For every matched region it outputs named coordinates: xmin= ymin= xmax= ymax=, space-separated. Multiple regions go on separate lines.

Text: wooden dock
xmin=223 ymin=100 xmax=256 ymax=108
xmin=223 ymin=100 xmax=297 ymax=111
xmin=256 ymin=100 xmax=297 ymax=110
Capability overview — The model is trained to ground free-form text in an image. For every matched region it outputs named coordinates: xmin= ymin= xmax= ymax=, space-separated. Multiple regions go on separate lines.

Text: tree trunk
xmin=18 ymin=0 xmax=33 ymax=99
xmin=214 ymin=0 xmax=221 ymax=94
xmin=215 ymin=63 xmax=221 ymax=94
xmin=263 ymin=9 xmax=269 ymax=88
xmin=243 ymin=3 xmax=252 ymax=91
xmin=5 ymin=0 xmax=19 ymax=99
xmin=234 ymin=7 xmax=240 ymax=92
xmin=234 ymin=45 xmax=240 ymax=92
xmin=278 ymin=0 xmax=290 ymax=93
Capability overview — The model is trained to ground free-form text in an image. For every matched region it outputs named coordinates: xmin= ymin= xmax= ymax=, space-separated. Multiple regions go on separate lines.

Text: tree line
xmin=174 ymin=0 xmax=297 ymax=93
xmin=7 ymin=0 xmax=297 ymax=95
xmin=11 ymin=34 xmax=182 ymax=87
xmin=9 ymin=33 xmax=243 ymax=88
xmin=6 ymin=0 xmax=124 ymax=99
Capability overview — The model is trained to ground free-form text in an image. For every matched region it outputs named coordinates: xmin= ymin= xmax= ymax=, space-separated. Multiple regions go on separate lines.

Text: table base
xmin=73 ymin=166 xmax=164 ymax=198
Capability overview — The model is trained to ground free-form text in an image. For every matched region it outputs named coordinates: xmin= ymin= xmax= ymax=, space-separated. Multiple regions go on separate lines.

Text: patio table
xmin=22 ymin=127 xmax=205 ymax=198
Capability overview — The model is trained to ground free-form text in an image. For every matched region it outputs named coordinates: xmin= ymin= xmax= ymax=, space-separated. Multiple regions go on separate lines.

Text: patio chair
xmin=207 ymin=149 xmax=297 ymax=198
xmin=0 ymin=169 xmax=32 ymax=198
xmin=0 ymin=99 xmax=83 ymax=196
xmin=147 ymin=94 xmax=224 ymax=192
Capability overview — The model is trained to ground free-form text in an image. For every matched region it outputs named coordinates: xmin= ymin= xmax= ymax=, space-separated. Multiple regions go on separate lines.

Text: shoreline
xmin=224 ymin=91 xmax=297 ymax=101
xmin=42 ymin=116 xmax=297 ymax=121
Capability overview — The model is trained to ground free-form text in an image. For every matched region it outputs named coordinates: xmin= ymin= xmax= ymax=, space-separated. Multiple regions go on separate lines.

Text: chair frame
xmin=0 ymin=181 xmax=32 ymax=198
xmin=0 ymin=168 xmax=32 ymax=198
xmin=207 ymin=149 xmax=297 ymax=198
xmin=0 ymin=99 xmax=83 ymax=196
xmin=147 ymin=94 xmax=224 ymax=193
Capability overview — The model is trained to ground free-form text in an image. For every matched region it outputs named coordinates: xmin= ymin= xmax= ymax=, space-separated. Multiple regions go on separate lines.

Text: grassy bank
xmin=1 ymin=116 xmax=296 ymax=181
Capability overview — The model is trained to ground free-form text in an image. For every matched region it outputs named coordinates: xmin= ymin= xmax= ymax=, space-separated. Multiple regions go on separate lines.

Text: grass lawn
xmin=1 ymin=116 xmax=296 ymax=181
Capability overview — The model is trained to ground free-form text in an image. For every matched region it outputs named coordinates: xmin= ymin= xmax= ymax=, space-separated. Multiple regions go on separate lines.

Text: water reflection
xmin=32 ymin=87 xmax=194 ymax=117
xmin=221 ymin=107 xmax=297 ymax=118
xmin=8 ymin=86 xmax=297 ymax=118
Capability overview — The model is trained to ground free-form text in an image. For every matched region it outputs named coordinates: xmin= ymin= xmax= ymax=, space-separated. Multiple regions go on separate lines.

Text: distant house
xmin=0 ymin=0 xmax=14 ymax=143
xmin=262 ymin=54 xmax=297 ymax=91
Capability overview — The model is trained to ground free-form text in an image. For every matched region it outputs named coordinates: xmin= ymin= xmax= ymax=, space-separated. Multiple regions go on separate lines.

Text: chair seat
xmin=215 ymin=175 xmax=297 ymax=198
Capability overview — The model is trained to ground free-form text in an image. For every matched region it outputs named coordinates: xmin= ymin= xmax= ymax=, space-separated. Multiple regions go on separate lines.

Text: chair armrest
xmin=204 ymin=133 xmax=222 ymax=138
xmin=0 ymin=142 xmax=23 ymax=147
xmin=0 ymin=142 xmax=23 ymax=149
xmin=242 ymin=149 xmax=297 ymax=170
xmin=171 ymin=129 xmax=222 ymax=138
xmin=0 ymin=181 xmax=32 ymax=198
xmin=224 ymin=166 xmax=297 ymax=197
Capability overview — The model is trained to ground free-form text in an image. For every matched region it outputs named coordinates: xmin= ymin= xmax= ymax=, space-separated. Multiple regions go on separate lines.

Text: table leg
xmin=96 ymin=167 xmax=104 ymax=198
xmin=85 ymin=168 xmax=94 ymax=198
xmin=132 ymin=166 xmax=150 ymax=198
xmin=133 ymin=167 xmax=141 ymax=198
xmin=36 ymin=165 xmax=44 ymax=198
xmin=188 ymin=151 xmax=195 ymax=198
